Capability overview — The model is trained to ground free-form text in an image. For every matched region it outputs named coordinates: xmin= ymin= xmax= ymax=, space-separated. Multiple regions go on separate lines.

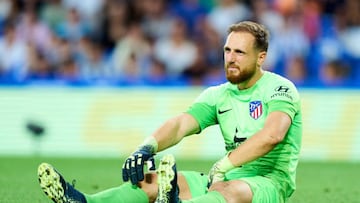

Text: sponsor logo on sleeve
xmin=275 ymin=85 xmax=290 ymax=93
xmin=270 ymin=85 xmax=293 ymax=100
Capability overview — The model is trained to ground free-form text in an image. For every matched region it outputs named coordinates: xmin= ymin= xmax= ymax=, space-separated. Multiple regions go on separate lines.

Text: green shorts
xmin=179 ymin=171 xmax=208 ymax=197
xmin=180 ymin=170 xmax=285 ymax=203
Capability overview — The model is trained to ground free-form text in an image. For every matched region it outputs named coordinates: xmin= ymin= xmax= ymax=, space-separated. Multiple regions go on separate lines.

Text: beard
xmin=225 ymin=62 xmax=256 ymax=84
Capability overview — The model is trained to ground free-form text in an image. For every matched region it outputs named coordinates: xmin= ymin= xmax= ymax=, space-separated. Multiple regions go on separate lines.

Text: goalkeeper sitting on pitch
xmin=38 ymin=21 xmax=302 ymax=203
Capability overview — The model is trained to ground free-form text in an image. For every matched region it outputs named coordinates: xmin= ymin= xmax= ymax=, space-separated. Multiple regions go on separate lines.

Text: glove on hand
xmin=207 ymin=155 xmax=235 ymax=187
xmin=122 ymin=144 xmax=156 ymax=185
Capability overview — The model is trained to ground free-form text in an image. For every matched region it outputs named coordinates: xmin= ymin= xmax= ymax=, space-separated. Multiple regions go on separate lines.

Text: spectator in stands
xmin=250 ymin=0 xmax=284 ymax=34
xmin=56 ymin=57 xmax=80 ymax=83
xmin=77 ymin=37 xmax=113 ymax=83
xmin=0 ymin=20 xmax=28 ymax=82
xmin=193 ymin=17 xmax=223 ymax=71
xmin=206 ymin=0 xmax=250 ymax=39
xmin=153 ymin=18 xmax=197 ymax=79
xmin=319 ymin=59 xmax=351 ymax=86
xmin=110 ymin=22 xmax=152 ymax=83
xmin=269 ymin=7 xmax=310 ymax=77
xmin=181 ymin=41 xmax=208 ymax=85
xmin=55 ymin=7 xmax=91 ymax=43
xmin=141 ymin=0 xmax=174 ymax=40
xmin=337 ymin=0 xmax=360 ymax=65
xmin=50 ymin=37 xmax=76 ymax=68
xmin=25 ymin=43 xmax=55 ymax=81
xmin=99 ymin=0 xmax=134 ymax=52
xmin=16 ymin=9 xmax=52 ymax=53
xmin=0 ymin=0 xmax=12 ymax=33
xmin=62 ymin=0 xmax=104 ymax=36
xmin=143 ymin=56 xmax=170 ymax=86
xmin=170 ymin=0 xmax=208 ymax=36
xmin=284 ymin=56 xmax=308 ymax=86
xmin=0 ymin=0 xmax=358 ymax=87
xmin=40 ymin=0 xmax=67 ymax=31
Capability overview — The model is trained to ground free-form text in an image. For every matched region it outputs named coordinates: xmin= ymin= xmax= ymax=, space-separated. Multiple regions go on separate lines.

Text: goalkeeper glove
xmin=207 ymin=155 xmax=235 ymax=187
xmin=122 ymin=137 xmax=157 ymax=185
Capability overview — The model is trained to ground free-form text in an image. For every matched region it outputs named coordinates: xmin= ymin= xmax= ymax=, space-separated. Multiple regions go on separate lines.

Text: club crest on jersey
xmin=249 ymin=101 xmax=262 ymax=120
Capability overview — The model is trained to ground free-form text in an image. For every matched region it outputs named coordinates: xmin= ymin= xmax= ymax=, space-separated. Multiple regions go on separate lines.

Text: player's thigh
xmin=179 ymin=171 xmax=208 ymax=200
xmin=239 ymin=176 xmax=284 ymax=203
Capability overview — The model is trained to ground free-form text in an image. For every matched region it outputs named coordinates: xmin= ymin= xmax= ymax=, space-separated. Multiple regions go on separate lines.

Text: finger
xmin=125 ymin=158 xmax=133 ymax=182
xmin=207 ymin=176 xmax=213 ymax=188
xmin=207 ymin=176 xmax=212 ymax=188
xmin=130 ymin=156 xmax=138 ymax=185
xmin=212 ymin=173 xmax=224 ymax=183
xmin=207 ymin=181 xmax=211 ymax=188
xmin=136 ymin=154 xmax=144 ymax=182
xmin=122 ymin=161 xmax=129 ymax=182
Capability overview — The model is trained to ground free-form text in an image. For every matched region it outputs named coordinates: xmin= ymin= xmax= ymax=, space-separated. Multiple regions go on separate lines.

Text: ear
xmin=257 ymin=51 xmax=267 ymax=66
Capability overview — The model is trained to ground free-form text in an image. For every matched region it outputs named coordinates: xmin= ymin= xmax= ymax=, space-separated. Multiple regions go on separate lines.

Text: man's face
xmin=223 ymin=31 xmax=261 ymax=84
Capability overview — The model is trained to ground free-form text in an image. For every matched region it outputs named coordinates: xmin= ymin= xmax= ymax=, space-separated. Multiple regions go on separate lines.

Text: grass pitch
xmin=1 ymin=156 xmax=359 ymax=203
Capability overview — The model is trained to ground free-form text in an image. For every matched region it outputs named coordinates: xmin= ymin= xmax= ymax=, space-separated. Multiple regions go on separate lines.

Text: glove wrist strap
xmin=219 ymin=155 xmax=235 ymax=172
xmin=138 ymin=136 xmax=158 ymax=154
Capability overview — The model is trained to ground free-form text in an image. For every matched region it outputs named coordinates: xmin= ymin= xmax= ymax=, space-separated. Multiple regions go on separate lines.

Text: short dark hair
xmin=227 ymin=21 xmax=269 ymax=52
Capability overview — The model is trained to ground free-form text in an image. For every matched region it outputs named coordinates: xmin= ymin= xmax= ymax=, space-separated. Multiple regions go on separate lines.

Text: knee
xmin=209 ymin=180 xmax=253 ymax=203
xmin=208 ymin=181 xmax=225 ymax=191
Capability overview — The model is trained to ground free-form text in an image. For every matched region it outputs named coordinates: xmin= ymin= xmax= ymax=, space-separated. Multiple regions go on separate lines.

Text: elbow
xmin=265 ymin=130 xmax=286 ymax=147
xmin=261 ymin=120 xmax=289 ymax=147
xmin=269 ymin=135 xmax=283 ymax=146
xmin=268 ymin=134 xmax=284 ymax=147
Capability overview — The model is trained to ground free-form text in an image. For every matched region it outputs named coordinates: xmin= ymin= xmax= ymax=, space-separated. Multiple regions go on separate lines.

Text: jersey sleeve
xmin=267 ymin=100 xmax=298 ymax=120
xmin=186 ymin=86 xmax=219 ymax=131
xmin=265 ymin=81 xmax=301 ymax=120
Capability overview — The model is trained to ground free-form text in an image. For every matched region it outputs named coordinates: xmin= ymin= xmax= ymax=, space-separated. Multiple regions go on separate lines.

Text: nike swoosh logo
xmin=218 ymin=109 xmax=232 ymax=114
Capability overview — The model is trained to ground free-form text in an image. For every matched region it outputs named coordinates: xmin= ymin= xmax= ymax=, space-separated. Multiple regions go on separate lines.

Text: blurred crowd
xmin=0 ymin=0 xmax=359 ymax=87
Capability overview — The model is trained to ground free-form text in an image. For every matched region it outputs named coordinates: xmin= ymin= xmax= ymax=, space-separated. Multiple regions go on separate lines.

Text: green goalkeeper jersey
xmin=186 ymin=71 xmax=302 ymax=197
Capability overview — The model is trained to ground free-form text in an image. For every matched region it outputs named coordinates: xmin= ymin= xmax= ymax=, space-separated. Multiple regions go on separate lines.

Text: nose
xmin=226 ymin=51 xmax=236 ymax=63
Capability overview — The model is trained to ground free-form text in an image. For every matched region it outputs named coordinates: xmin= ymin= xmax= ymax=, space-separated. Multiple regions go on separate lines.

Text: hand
xmin=122 ymin=145 xmax=155 ymax=185
xmin=207 ymin=155 xmax=235 ymax=187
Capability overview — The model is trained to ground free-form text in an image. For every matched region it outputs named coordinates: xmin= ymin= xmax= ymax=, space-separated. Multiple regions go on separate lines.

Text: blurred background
xmin=0 ymin=0 xmax=359 ymax=87
xmin=0 ymin=0 xmax=359 ymax=162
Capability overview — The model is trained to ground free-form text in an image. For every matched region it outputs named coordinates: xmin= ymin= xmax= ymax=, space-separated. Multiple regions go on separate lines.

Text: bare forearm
xmin=152 ymin=113 xmax=199 ymax=152
xmin=152 ymin=118 xmax=183 ymax=152
xmin=228 ymin=131 xmax=278 ymax=166
xmin=228 ymin=112 xmax=291 ymax=166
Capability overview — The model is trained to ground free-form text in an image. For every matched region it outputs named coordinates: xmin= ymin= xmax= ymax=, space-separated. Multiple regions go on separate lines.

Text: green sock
xmin=85 ymin=183 xmax=148 ymax=203
xmin=183 ymin=191 xmax=226 ymax=203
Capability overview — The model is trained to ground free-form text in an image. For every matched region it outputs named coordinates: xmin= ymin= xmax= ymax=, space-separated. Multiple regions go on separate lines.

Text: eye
xmin=235 ymin=49 xmax=245 ymax=55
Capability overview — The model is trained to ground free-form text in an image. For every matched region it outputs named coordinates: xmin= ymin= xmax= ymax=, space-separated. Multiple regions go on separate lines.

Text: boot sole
xmin=157 ymin=154 xmax=176 ymax=203
xmin=38 ymin=163 xmax=66 ymax=203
